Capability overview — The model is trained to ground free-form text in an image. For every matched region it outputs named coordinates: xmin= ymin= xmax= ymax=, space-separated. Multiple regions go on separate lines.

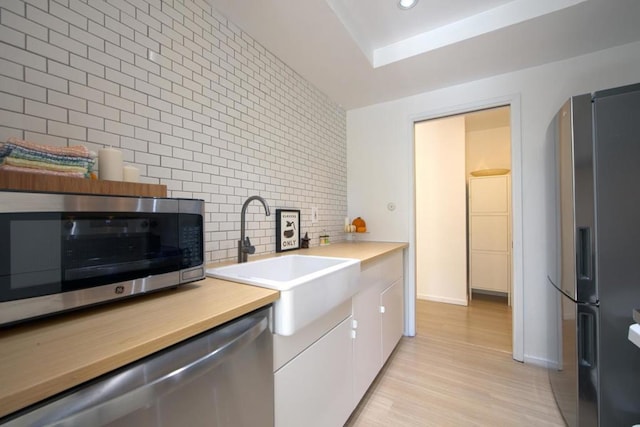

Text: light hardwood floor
xmin=345 ymin=294 xmax=565 ymax=426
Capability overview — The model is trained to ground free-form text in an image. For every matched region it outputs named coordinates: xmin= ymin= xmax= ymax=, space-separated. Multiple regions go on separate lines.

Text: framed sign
xmin=275 ymin=209 xmax=300 ymax=252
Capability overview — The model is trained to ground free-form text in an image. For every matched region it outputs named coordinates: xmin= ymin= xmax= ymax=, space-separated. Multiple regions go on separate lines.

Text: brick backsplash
xmin=0 ymin=0 xmax=347 ymax=263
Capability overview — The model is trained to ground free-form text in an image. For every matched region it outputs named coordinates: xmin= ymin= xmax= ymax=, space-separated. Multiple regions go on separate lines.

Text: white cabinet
xmin=381 ymin=279 xmax=404 ymax=362
xmin=273 ymin=249 xmax=405 ymax=426
xmin=352 ymin=250 xmax=404 ymax=403
xmin=274 ymin=311 xmax=354 ymax=427
xmin=352 ymin=280 xmax=382 ymax=400
xmin=468 ymin=175 xmax=512 ymax=301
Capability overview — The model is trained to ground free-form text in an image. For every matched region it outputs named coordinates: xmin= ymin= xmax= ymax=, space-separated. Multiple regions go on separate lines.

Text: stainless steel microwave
xmin=0 ymin=191 xmax=205 ymax=326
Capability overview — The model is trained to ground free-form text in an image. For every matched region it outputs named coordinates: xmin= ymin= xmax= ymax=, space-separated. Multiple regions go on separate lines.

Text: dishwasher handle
xmin=5 ymin=308 xmax=270 ymax=427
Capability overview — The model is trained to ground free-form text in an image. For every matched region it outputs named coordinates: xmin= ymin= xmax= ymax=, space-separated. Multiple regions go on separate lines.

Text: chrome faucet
xmin=238 ymin=195 xmax=271 ymax=263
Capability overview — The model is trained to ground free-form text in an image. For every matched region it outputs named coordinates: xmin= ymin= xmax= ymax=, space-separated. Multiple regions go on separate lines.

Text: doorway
xmin=414 ymin=105 xmax=515 ymax=355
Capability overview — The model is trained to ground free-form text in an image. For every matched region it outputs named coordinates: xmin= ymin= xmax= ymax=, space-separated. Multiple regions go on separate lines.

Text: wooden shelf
xmin=0 ymin=170 xmax=167 ymax=198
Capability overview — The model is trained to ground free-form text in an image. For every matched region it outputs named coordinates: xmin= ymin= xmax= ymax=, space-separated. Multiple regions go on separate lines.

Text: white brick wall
xmin=0 ymin=0 xmax=348 ymax=262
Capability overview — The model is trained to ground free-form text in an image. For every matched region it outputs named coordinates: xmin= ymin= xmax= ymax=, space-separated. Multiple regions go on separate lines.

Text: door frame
xmin=407 ymin=93 xmax=523 ymax=361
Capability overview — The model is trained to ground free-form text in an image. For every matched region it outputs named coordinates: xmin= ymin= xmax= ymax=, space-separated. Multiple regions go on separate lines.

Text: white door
xmin=415 ymin=116 xmax=468 ymax=306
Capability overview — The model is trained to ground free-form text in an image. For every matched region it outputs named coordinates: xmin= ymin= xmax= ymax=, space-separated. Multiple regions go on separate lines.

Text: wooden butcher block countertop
xmin=286 ymin=241 xmax=407 ymax=267
xmin=0 ymin=241 xmax=407 ymax=419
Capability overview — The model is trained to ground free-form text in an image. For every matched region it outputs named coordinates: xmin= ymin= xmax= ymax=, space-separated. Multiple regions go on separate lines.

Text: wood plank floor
xmin=345 ymin=294 xmax=565 ymax=426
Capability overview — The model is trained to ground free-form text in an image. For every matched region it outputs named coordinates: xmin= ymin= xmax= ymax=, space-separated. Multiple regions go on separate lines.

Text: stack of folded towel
xmin=0 ymin=137 xmax=95 ymax=178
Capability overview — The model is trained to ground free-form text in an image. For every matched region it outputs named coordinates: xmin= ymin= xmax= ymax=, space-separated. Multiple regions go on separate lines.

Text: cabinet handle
xmin=351 ymin=330 xmax=357 ymax=339
xmin=352 ymin=319 xmax=358 ymax=329
xmin=380 ymin=306 xmax=385 ymax=314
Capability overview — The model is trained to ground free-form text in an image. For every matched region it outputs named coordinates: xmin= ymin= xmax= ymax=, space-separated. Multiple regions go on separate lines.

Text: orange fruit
xmin=352 ymin=217 xmax=366 ymax=228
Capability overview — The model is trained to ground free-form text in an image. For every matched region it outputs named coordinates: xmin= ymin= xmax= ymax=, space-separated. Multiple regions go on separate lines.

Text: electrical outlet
xmin=311 ymin=207 xmax=319 ymax=223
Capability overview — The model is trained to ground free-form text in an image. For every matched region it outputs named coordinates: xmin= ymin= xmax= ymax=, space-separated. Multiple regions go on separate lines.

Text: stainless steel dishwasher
xmin=1 ymin=306 xmax=274 ymax=427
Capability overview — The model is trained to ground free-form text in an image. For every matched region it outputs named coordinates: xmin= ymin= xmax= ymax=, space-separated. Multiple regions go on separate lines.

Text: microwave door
xmin=0 ymin=214 xmax=63 ymax=301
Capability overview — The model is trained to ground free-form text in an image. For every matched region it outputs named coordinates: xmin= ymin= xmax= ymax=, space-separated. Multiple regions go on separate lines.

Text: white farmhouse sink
xmin=206 ymin=255 xmax=360 ymax=336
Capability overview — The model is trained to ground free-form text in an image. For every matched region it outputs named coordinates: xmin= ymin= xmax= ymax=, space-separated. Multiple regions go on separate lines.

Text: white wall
xmin=347 ymin=40 xmax=640 ymax=364
xmin=415 ymin=116 xmax=467 ymax=305
xmin=0 ymin=0 xmax=348 ymax=263
xmin=466 ymin=126 xmax=511 ymax=177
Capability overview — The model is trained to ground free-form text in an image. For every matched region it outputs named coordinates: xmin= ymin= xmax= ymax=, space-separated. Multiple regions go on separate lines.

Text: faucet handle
xmin=244 ymin=237 xmax=256 ymax=254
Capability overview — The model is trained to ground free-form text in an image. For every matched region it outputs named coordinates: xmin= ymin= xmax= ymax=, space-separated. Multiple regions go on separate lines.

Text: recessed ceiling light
xmin=398 ymin=0 xmax=418 ymax=10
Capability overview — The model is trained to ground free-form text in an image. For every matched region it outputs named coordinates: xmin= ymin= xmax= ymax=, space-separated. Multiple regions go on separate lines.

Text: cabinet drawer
xmin=360 ymin=250 xmax=402 ymax=291
xmin=274 ymin=316 xmax=353 ymax=427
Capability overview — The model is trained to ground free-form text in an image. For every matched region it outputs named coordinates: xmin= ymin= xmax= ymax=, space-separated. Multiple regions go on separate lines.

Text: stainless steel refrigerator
xmin=547 ymin=83 xmax=640 ymax=426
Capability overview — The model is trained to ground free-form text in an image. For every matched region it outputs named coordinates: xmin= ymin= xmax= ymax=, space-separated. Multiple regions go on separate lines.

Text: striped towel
xmin=3 ymin=145 xmax=94 ymax=169
xmin=3 ymin=157 xmax=88 ymax=174
xmin=0 ymin=137 xmax=95 ymax=177
xmin=0 ymin=164 xmax=86 ymax=178
xmin=5 ymin=137 xmax=92 ymax=158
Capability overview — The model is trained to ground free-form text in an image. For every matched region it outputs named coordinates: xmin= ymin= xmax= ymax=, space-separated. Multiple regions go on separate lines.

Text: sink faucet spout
xmin=238 ymin=196 xmax=271 ymax=263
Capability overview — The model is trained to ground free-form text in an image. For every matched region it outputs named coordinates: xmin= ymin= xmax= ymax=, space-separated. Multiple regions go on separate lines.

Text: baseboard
xmin=523 ymin=354 xmax=555 ymax=369
xmin=471 ymin=289 xmax=508 ymax=298
xmin=417 ymin=294 xmax=468 ymax=306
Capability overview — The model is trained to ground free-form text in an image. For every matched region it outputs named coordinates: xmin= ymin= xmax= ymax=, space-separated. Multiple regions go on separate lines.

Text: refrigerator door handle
xmin=578 ymin=311 xmax=596 ymax=367
xmin=577 ymin=227 xmax=592 ymax=280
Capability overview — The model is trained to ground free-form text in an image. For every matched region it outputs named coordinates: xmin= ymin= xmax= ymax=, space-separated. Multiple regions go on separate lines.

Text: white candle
xmin=123 ymin=165 xmax=140 ymax=183
xmin=98 ymin=147 xmax=123 ymax=181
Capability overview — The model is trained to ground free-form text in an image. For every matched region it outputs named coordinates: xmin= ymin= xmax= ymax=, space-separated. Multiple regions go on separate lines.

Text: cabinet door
xmin=274 ymin=316 xmax=353 ymax=427
xmin=352 ymin=283 xmax=383 ymax=403
xmin=470 ymin=252 xmax=510 ymax=292
xmin=381 ymin=279 xmax=404 ymax=363
xmin=469 ymin=176 xmax=510 ymax=214
xmin=470 ymin=215 xmax=510 ymax=251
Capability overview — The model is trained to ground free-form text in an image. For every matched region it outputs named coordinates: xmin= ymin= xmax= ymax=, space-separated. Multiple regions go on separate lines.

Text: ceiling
xmin=209 ymin=0 xmax=640 ymax=110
